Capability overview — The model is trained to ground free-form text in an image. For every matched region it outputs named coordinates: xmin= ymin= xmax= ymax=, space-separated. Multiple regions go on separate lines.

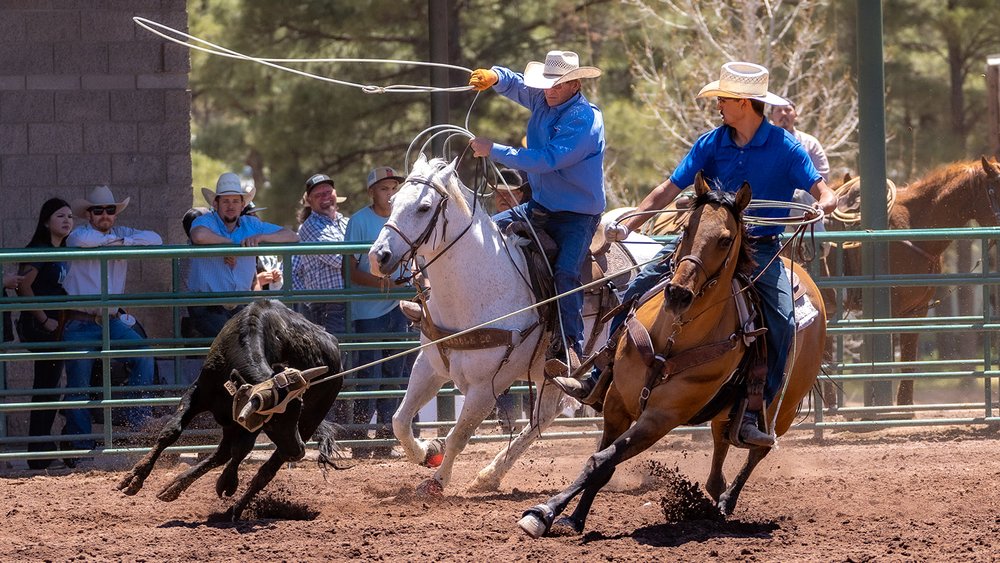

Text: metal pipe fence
xmin=1 ymin=228 xmax=999 ymax=465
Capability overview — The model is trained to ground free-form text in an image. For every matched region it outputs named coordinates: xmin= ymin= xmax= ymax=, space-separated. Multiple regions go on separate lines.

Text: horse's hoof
xmin=156 ymin=478 xmax=187 ymax=503
xmin=156 ymin=485 xmax=181 ymax=503
xmin=421 ymin=439 xmax=445 ymax=468
xmin=549 ymin=516 xmax=583 ymax=537
xmin=517 ymin=504 xmax=554 ymax=539
xmin=518 ymin=513 xmax=548 ymax=539
xmin=717 ymin=495 xmax=735 ymax=517
xmin=116 ymin=472 xmax=143 ymax=496
xmin=415 ymin=478 xmax=444 ymax=497
xmin=466 ymin=474 xmax=500 ymax=494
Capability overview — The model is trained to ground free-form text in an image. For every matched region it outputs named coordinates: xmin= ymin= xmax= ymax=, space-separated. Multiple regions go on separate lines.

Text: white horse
xmin=369 ymin=156 xmax=658 ymax=495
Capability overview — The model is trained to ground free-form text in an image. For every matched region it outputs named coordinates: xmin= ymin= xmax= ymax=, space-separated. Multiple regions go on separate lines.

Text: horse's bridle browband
xmin=383 ymin=176 xmax=449 ymax=258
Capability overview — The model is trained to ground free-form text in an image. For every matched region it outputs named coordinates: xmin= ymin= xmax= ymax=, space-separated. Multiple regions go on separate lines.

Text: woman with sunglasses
xmin=16 ymin=197 xmax=74 ymax=469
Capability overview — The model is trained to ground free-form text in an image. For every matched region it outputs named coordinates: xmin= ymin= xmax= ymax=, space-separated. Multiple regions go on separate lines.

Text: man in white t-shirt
xmin=771 ymin=101 xmax=830 ymax=182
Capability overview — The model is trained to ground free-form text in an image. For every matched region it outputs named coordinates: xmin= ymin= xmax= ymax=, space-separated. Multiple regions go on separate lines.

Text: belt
xmin=64 ymin=310 xmax=119 ymax=324
xmin=748 ymin=234 xmax=780 ymax=244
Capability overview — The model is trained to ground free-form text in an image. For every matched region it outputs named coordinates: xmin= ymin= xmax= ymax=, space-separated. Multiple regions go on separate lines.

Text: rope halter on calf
xmin=225 ymin=366 xmax=330 ymax=432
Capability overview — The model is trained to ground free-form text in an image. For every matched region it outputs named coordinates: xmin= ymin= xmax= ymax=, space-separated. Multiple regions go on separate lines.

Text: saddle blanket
xmin=787 ymin=265 xmax=819 ymax=331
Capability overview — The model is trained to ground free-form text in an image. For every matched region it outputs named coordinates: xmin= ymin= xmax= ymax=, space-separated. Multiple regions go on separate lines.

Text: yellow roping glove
xmin=469 ymin=68 xmax=498 ymax=91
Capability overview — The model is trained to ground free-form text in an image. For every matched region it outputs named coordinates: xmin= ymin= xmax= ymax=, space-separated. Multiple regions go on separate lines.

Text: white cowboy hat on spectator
xmin=523 ymin=50 xmax=602 ymax=90
xmin=201 ymin=172 xmax=255 ymax=207
xmin=73 ymin=185 xmax=130 ymax=217
xmin=696 ymin=61 xmax=789 ymax=106
xmin=366 ymin=166 xmax=404 ymax=189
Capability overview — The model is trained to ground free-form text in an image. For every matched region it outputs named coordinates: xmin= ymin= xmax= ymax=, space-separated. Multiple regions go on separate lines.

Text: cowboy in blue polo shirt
xmin=188 ymin=172 xmax=299 ymax=337
xmin=554 ymin=61 xmax=837 ymax=447
xmin=469 ymin=50 xmax=606 ymax=375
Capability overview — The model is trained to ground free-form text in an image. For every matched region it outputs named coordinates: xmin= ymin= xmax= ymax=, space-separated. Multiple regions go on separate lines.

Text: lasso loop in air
xmin=133 ymin=17 xmax=475 ymax=94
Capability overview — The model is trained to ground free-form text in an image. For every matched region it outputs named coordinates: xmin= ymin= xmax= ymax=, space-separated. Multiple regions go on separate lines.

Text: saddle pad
xmin=782 ymin=264 xmax=818 ymax=330
xmin=792 ymin=287 xmax=819 ymax=330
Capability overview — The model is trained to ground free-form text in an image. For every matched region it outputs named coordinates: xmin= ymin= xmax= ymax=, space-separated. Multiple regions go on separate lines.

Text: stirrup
xmin=544 ymin=347 xmax=580 ymax=378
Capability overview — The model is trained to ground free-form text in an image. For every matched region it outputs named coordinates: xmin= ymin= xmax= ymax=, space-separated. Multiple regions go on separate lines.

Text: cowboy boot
xmin=738 ymin=410 xmax=775 ymax=447
xmin=551 ymin=366 xmax=616 ymax=409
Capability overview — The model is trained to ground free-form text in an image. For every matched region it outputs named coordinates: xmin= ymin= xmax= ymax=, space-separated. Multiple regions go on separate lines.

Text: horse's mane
xmin=906 ymin=159 xmax=985 ymax=193
xmin=690 ymin=189 xmax=756 ymax=279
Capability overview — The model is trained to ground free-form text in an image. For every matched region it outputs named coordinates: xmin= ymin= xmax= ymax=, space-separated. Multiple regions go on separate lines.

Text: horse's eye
xmin=417 ymin=203 xmax=432 ymax=213
xmin=719 ymin=236 xmax=733 ymax=248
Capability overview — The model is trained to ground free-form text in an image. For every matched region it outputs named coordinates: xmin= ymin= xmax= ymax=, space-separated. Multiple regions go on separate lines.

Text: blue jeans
xmin=308 ymin=302 xmax=346 ymax=335
xmin=62 ymin=318 xmax=154 ymax=449
xmin=493 ymin=201 xmax=600 ymax=355
xmin=187 ymin=305 xmax=242 ymax=339
xmin=614 ymin=237 xmax=793 ymax=404
xmin=352 ymin=307 xmax=411 ymax=441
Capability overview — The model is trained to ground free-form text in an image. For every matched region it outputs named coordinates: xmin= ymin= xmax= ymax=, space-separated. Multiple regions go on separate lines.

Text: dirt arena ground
xmin=1 ymin=424 xmax=998 ymax=562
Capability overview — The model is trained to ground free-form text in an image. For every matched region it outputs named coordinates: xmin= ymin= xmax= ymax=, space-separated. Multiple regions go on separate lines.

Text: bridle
xmin=983 ymin=169 xmax=1000 ymax=226
xmin=381 ymin=173 xmax=476 ymax=278
xmin=668 ymin=206 xmax=741 ymax=301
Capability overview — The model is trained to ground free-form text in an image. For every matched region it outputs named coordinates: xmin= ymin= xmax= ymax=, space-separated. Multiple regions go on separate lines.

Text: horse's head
xmin=979 ymin=156 xmax=1000 ymax=226
xmin=370 ymin=154 xmax=473 ymax=277
xmin=663 ymin=172 xmax=753 ymax=315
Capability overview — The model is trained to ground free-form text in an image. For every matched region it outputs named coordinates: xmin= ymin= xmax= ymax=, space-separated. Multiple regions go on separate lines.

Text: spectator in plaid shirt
xmin=293 ymin=173 xmax=350 ymax=334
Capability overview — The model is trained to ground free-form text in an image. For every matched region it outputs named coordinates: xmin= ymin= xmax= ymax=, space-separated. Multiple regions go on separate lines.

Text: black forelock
xmin=690 ymin=188 xmax=756 ymax=278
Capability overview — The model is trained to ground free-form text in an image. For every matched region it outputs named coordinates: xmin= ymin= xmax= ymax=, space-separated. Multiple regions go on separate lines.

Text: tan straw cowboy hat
xmin=523 ymin=50 xmax=602 ymax=89
xmin=73 ymin=185 xmax=130 ymax=217
xmin=696 ymin=61 xmax=789 ymax=106
xmin=201 ymin=172 xmax=255 ymax=207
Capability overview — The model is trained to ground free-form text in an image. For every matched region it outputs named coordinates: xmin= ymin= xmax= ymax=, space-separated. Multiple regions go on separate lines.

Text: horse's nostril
xmin=377 ymin=249 xmax=391 ymax=266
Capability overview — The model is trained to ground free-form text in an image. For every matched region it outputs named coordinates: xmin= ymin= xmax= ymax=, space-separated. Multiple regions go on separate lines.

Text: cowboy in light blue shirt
xmin=469 ymin=50 xmax=606 ymax=369
xmin=188 ymin=172 xmax=298 ymax=337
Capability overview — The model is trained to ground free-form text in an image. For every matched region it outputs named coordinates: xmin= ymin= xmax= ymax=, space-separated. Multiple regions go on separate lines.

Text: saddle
xmin=505 ymin=218 xmax=638 ymax=356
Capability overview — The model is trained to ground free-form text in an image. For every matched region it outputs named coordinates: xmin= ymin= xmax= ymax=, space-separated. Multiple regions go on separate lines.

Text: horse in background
xmin=874 ymin=157 xmax=1000 ymax=405
xmin=368 ymin=156 xmax=660 ymax=495
xmin=517 ymin=174 xmax=827 ymax=538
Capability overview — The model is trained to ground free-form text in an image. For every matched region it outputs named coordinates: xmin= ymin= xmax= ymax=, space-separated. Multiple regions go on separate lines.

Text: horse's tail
xmin=314 ymin=419 xmax=355 ymax=473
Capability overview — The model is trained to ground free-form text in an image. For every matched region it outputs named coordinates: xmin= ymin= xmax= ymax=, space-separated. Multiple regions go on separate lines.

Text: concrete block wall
xmin=1 ymin=2 xmax=192 ymax=441
xmin=0 ymin=1 xmax=192 ymax=328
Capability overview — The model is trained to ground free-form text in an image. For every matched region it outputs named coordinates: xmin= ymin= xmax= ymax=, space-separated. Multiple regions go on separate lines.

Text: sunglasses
xmin=89 ymin=205 xmax=117 ymax=216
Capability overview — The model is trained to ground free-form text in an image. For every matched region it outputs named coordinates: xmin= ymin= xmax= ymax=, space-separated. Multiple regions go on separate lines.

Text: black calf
xmin=117 ymin=299 xmax=343 ymax=520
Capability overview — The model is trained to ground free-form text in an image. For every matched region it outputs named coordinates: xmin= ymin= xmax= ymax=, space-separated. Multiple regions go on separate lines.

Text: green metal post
xmin=857 ymin=0 xmax=894 ymax=406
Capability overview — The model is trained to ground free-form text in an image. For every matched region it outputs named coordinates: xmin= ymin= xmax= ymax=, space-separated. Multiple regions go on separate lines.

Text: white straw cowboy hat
xmin=73 ymin=185 xmax=130 ymax=217
xmin=201 ymin=172 xmax=255 ymax=207
xmin=523 ymin=50 xmax=602 ymax=89
xmin=696 ymin=61 xmax=789 ymax=106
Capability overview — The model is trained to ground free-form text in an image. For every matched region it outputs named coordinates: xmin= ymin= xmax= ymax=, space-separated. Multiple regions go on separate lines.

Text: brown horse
xmin=882 ymin=157 xmax=1000 ymax=404
xmin=517 ymin=174 xmax=827 ymax=538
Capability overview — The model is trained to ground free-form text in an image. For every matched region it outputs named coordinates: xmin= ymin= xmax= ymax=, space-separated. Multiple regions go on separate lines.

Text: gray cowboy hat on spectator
xmin=696 ymin=61 xmax=789 ymax=106
xmin=523 ymin=50 xmax=601 ymax=90
xmin=201 ymin=172 xmax=255 ymax=207
xmin=72 ymin=185 xmax=130 ymax=217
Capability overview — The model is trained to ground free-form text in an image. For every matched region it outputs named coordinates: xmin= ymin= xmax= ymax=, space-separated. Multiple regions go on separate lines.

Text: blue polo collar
xmin=721 ymin=118 xmax=773 ymax=148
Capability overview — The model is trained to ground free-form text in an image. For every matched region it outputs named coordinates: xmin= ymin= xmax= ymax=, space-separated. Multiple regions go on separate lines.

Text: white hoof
xmin=517 ymin=513 xmax=547 ymax=539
